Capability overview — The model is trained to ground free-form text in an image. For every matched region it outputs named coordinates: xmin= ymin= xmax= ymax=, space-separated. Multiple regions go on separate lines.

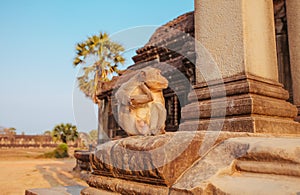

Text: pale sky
xmin=0 ymin=0 xmax=194 ymax=134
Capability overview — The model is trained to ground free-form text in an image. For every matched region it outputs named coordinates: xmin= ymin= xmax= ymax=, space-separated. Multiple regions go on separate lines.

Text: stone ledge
xmin=89 ymin=132 xmax=256 ymax=187
xmin=181 ymin=74 xmax=300 ymax=134
xmin=171 ymin=137 xmax=300 ymax=193
xmin=182 ymin=94 xmax=297 ymax=120
xmin=208 ymin=172 xmax=300 ymax=195
xmin=84 ymin=174 xmax=168 ymax=195
xmin=189 ymin=73 xmax=288 ymax=101
xmin=179 ymin=115 xmax=300 ymax=134
xmin=84 ymin=136 xmax=300 ymax=194
xmin=235 ymin=160 xmax=300 ymax=177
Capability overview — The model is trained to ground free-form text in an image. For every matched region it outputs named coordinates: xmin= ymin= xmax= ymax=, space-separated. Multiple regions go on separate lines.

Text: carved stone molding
xmin=180 ymin=74 xmax=300 ymax=134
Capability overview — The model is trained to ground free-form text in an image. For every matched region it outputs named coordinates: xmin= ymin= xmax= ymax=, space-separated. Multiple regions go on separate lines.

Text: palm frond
xmin=73 ymin=32 xmax=126 ymax=100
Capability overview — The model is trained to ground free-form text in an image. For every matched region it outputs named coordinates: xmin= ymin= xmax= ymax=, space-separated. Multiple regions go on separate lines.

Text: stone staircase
xmin=171 ymin=137 xmax=300 ymax=194
xmin=211 ymin=172 xmax=300 ymax=195
xmin=82 ymin=133 xmax=300 ymax=194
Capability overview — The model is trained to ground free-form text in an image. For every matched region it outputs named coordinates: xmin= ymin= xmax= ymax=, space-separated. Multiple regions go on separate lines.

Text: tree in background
xmin=52 ymin=123 xmax=78 ymax=144
xmin=5 ymin=127 xmax=16 ymax=135
xmin=73 ymin=32 xmax=125 ymax=101
xmin=73 ymin=32 xmax=125 ymax=144
xmin=43 ymin=130 xmax=51 ymax=136
xmin=2 ymin=127 xmax=16 ymax=142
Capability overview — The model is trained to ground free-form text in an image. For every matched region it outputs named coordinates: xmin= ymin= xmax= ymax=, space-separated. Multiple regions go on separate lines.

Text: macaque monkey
xmin=115 ymin=67 xmax=168 ymax=136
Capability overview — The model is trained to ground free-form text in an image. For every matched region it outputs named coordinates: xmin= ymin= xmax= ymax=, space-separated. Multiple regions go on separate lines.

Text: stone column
xmin=286 ymin=0 xmax=300 ymax=121
xmin=194 ymin=0 xmax=278 ymax=83
xmin=180 ymin=0 xmax=299 ymax=134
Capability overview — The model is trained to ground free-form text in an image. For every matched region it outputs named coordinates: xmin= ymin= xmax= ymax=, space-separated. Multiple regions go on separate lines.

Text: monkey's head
xmin=139 ymin=67 xmax=168 ymax=90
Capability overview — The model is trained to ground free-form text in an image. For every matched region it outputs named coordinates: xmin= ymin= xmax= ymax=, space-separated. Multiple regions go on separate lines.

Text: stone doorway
xmin=274 ymin=0 xmax=293 ymax=103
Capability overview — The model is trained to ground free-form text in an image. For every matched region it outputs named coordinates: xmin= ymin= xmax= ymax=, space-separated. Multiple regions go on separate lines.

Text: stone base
xmin=83 ymin=135 xmax=300 ymax=194
xmin=180 ymin=74 xmax=300 ymax=134
xmin=180 ymin=115 xmax=300 ymax=134
xmin=74 ymin=150 xmax=91 ymax=172
xmin=83 ymin=175 xmax=169 ymax=195
xmin=171 ymin=137 xmax=300 ymax=194
xmin=90 ymin=131 xmax=253 ymax=187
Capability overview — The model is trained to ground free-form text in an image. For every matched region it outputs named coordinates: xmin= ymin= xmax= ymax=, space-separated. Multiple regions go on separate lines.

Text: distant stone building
xmin=0 ymin=134 xmax=55 ymax=148
xmin=0 ymin=131 xmax=80 ymax=148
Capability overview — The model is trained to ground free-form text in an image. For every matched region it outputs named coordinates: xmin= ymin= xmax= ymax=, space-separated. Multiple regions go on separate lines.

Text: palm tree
xmin=4 ymin=127 xmax=16 ymax=143
xmin=8 ymin=127 xmax=16 ymax=134
xmin=73 ymin=32 xmax=125 ymax=101
xmin=73 ymin=32 xmax=125 ymax=144
xmin=4 ymin=127 xmax=16 ymax=135
xmin=52 ymin=123 xmax=78 ymax=144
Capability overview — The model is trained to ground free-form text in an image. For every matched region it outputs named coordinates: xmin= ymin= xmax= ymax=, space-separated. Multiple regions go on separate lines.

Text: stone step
xmin=235 ymin=160 xmax=300 ymax=178
xmin=171 ymin=137 xmax=300 ymax=194
xmin=84 ymin=136 xmax=300 ymax=194
xmin=210 ymin=172 xmax=300 ymax=195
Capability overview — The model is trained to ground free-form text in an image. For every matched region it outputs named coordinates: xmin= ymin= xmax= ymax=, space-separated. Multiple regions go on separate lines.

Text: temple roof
xmin=132 ymin=11 xmax=194 ymax=64
xmin=137 ymin=11 xmax=194 ymax=54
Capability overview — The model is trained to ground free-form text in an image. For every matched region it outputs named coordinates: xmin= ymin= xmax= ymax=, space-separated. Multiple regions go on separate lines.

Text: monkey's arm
xmin=130 ymin=83 xmax=153 ymax=105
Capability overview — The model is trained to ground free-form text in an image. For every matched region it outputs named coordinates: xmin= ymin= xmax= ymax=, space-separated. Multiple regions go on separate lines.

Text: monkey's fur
xmin=115 ymin=67 xmax=168 ymax=136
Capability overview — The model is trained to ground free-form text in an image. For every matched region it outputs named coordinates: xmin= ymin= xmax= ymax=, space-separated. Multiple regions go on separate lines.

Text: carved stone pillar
xmin=286 ymin=0 xmax=300 ymax=121
xmin=180 ymin=0 xmax=300 ymax=134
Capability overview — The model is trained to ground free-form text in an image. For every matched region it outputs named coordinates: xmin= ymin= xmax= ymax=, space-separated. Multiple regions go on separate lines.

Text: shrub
xmin=54 ymin=143 xmax=69 ymax=158
xmin=41 ymin=143 xmax=69 ymax=158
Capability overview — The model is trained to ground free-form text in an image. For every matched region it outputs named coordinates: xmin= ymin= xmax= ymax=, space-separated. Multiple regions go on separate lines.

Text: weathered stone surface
xmin=74 ymin=150 xmax=91 ymax=171
xmin=182 ymin=94 xmax=297 ymax=119
xmin=25 ymin=186 xmax=86 ymax=195
xmin=180 ymin=116 xmax=300 ymax=134
xmin=81 ymin=187 xmax=118 ymax=195
xmin=90 ymin=132 xmax=202 ymax=186
xmin=189 ymin=74 xmax=290 ymax=102
xmin=181 ymin=74 xmax=300 ymax=134
xmin=286 ymin=0 xmax=300 ymax=106
xmin=89 ymin=132 xmax=255 ymax=187
xmin=85 ymin=136 xmax=300 ymax=194
xmin=84 ymin=174 xmax=169 ymax=195
xmin=235 ymin=160 xmax=300 ymax=177
xmin=171 ymin=137 xmax=300 ymax=194
xmin=195 ymin=0 xmax=278 ymax=83
xmin=210 ymin=172 xmax=300 ymax=195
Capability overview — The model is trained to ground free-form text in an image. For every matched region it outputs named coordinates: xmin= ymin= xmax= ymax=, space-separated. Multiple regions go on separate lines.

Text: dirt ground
xmin=0 ymin=148 xmax=88 ymax=195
